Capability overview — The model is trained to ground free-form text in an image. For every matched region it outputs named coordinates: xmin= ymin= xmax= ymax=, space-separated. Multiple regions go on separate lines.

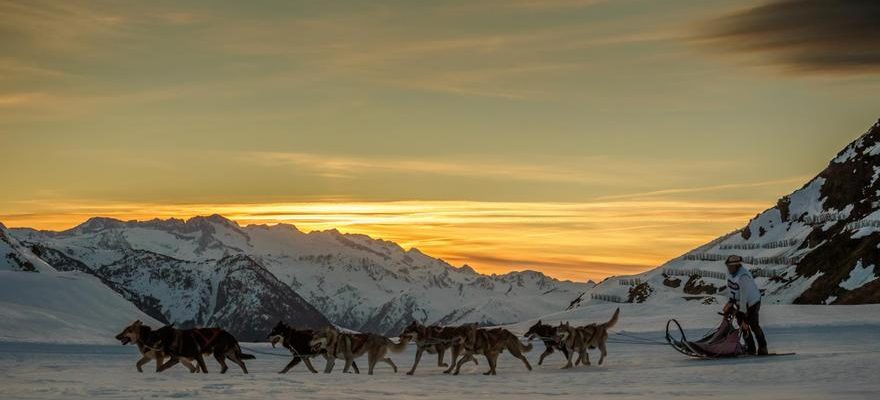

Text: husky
xmin=148 ymin=325 xmax=255 ymax=374
xmin=310 ymin=326 xmax=409 ymax=375
xmin=554 ymin=308 xmax=620 ymax=369
xmin=399 ymin=321 xmax=478 ymax=375
xmin=115 ymin=320 xmax=198 ymax=373
xmin=453 ymin=327 xmax=533 ymax=375
xmin=523 ymin=320 xmax=570 ymax=365
xmin=268 ymin=321 xmax=358 ymax=374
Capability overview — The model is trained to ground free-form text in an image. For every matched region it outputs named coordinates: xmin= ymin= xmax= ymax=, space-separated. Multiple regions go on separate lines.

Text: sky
xmin=1 ymin=0 xmax=879 ymax=281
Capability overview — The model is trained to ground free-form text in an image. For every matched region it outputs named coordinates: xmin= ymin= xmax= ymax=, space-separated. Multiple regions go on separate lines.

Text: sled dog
xmin=268 ymin=321 xmax=358 ymax=374
xmin=524 ymin=320 xmax=570 ymax=365
xmin=147 ymin=325 xmax=254 ymax=374
xmin=554 ymin=308 xmax=620 ymax=368
xmin=453 ymin=327 xmax=533 ymax=375
xmin=115 ymin=320 xmax=197 ymax=373
xmin=399 ymin=321 xmax=478 ymax=375
xmin=310 ymin=326 xmax=409 ymax=375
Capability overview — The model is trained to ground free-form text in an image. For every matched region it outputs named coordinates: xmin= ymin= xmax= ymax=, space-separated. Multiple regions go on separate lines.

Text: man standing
xmin=723 ymin=255 xmax=768 ymax=355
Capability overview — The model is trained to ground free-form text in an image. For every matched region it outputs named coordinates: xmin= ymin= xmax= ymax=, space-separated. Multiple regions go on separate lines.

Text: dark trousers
xmin=736 ymin=302 xmax=767 ymax=354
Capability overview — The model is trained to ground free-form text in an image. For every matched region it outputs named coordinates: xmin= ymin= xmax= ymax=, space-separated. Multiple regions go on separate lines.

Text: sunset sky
xmin=2 ymin=0 xmax=878 ymax=281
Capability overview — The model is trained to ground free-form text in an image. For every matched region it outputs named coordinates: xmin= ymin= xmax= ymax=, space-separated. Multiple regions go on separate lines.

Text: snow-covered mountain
xmin=0 ymin=223 xmax=160 ymax=343
xmin=580 ymin=119 xmax=880 ymax=309
xmin=9 ymin=216 xmax=593 ymax=337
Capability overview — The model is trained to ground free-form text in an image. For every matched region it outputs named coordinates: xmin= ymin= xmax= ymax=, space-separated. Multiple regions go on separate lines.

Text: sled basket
xmin=666 ymin=317 xmax=745 ymax=358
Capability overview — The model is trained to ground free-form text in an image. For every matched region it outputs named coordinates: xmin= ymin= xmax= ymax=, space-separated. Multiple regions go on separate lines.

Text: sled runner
xmin=665 ymin=317 xmax=794 ymax=359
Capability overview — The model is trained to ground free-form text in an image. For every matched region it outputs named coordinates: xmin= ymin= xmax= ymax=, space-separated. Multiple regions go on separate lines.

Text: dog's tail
xmin=235 ymin=343 xmax=256 ymax=360
xmin=602 ymin=308 xmax=620 ymax=330
xmin=387 ymin=337 xmax=409 ymax=353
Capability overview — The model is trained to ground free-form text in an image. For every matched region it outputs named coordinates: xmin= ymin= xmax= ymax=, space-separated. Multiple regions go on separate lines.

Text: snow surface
xmin=839 ymin=261 xmax=877 ymax=291
xmin=0 ymin=303 xmax=878 ymax=399
xmin=0 ymin=270 xmax=160 ymax=344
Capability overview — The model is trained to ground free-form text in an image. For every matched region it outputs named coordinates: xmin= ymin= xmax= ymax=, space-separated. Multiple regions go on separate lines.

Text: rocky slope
xmin=10 ymin=216 xmax=593 ymax=336
xmin=579 ymin=119 xmax=880 ymax=308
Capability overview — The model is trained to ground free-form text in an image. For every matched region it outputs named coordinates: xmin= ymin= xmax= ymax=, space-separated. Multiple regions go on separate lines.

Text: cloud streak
xmin=0 ymin=199 xmax=766 ymax=281
xmin=695 ymin=0 xmax=880 ymax=75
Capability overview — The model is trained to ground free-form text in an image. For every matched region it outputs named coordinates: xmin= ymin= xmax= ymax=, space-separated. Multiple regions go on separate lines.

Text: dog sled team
xmin=115 ymin=308 xmax=619 ymax=375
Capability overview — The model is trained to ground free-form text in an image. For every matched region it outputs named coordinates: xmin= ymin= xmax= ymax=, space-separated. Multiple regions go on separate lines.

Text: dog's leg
xmin=323 ymin=355 xmax=335 ymax=373
xmin=538 ymin=347 xmax=553 ymax=366
xmin=350 ymin=360 xmax=360 ymax=374
xmin=484 ymin=353 xmax=498 ymax=375
xmin=462 ymin=345 xmax=478 ymax=365
xmin=158 ymin=357 xmax=179 ymax=372
xmin=597 ymin=341 xmax=606 ymax=365
xmin=136 ymin=356 xmax=150 ymax=373
xmin=445 ymin=345 xmax=469 ymax=373
xmin=443 ymin=346 xmax=457 ymax=373
xmin=561 ymin=348 xmax=574 ymax=369
xmin=452 ymin=353 xmax=470 ymax=375
xmin=407 ymin=347 xmax=424 ymax=375
xmin=226 ymin=351 xmax=248 ymax=374
xmin=510 ymin=346 xmax=532 ymax=371
xmin=154 ymin=353 xmax=165 ymax=373
xmin=303 ymin=358 xmax=319 ymax=374
xmin=280 ymin=357 xmax=301 ymax=373
xmin=437 ymin=346 xmax=447 ymax=367
xmin=214 ymin=351 xmax=229 ymax=374
xmin=344 ymin=357 xmax=356 ymax=374
xmin=180 ymin=358 xmax=198 ymax=373
xmin=383 ymin=357 xmax=398 ymax=373
xmin=367 ymin=354 xmax=377 ymax=375
xmin=195 ymin=354 xmax=209 ymax=373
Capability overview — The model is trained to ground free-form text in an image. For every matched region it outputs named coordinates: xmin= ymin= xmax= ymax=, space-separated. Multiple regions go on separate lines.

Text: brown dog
xmin=115 ymin=320 xmax=197 ymax=373
xmin=268 ymin=321 xmax=353 ymax=374
xmin=400 ymin=321 xmax=477 ymax=375
xmin=310 ymin=326 xmax=409 ymax=375
xmin=149 ymin=325 xmax=254 ymax=374
xmin=453 ymin=327 xmax=533 ymax=375
xmin=554 ymin=308 xmax=619 ymax=368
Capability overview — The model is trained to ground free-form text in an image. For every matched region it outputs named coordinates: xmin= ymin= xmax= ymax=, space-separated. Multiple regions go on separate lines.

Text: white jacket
xmin=727 ymin=267 xmax=761 ymax=311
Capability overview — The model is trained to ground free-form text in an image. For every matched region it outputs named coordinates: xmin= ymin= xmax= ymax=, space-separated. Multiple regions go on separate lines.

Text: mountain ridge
xmin=578 ymin=119 xmax=880 ymax=308
xmin=8 ymin=213 xmax=594 ymax=336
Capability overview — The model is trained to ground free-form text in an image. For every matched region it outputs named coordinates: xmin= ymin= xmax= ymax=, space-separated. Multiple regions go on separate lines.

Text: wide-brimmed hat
xmin=725 ymin=255 xmax=743 ymax=266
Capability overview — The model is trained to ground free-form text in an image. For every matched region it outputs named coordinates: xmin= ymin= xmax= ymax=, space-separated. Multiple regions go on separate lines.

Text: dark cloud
xmin=698 ymin=0 xmax=880 ymax=74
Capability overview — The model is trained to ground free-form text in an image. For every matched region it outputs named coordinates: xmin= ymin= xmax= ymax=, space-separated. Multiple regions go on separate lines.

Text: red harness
xmin=192 ymin=329 xmax=221 ymax=349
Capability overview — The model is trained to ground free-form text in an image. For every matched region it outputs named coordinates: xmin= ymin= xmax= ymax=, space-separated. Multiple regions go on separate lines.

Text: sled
xmin=665 ymin=317 xmax=795 ymax=359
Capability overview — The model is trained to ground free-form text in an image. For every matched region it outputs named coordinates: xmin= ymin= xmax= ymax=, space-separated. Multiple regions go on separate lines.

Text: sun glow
xmin=1 ymin=199 xmax=765 ymax=282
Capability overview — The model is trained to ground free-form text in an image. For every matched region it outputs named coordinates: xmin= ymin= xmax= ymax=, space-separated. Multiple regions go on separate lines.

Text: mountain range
xmin=4 ymin=215 xmax=592 ymax=340
xmin=3 ymin=119 xmax=880 ymax=342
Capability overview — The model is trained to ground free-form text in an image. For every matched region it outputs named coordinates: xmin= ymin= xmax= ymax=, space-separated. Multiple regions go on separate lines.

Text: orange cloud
xmin=0 ymin=199 xmax=764 ymax=281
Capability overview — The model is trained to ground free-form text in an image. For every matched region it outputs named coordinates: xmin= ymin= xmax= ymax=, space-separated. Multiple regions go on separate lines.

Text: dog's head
xmin=554 ymin=322 xmax=573 ymax=342
xmin=400 ymin=320 xmax=423 ymax=341
xmin=115 ymin=320 xmax=143 ymax=345
xmin=309 ymin=326 xmax=336 ymax=351
xmin=524 ymin=319 xmax=544 ymax=340
xmin=267 ymin=320 xmax=289 ymax=348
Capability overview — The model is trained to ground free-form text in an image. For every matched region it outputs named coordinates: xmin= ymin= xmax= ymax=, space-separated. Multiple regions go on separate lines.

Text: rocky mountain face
xmin=10 ymin=215 xmax=593 ymax=336
xmin=15 ymin=225 xmax=329 ymax=341
xmin=580 ymin=119 xmax=880 ymax=308
xmin=1 ymin=222 xmax=53 ymax=273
